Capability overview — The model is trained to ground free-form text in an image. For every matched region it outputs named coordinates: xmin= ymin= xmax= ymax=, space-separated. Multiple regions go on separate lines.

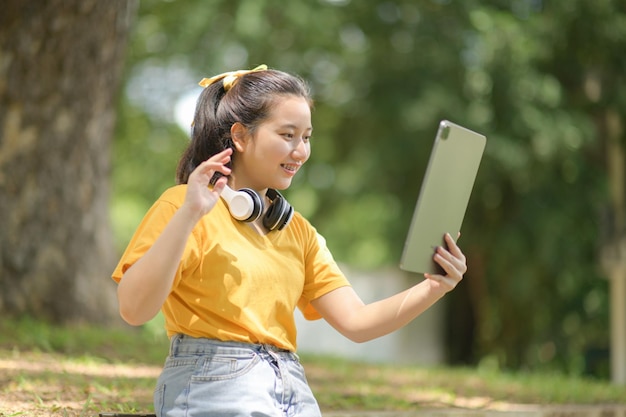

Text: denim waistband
xmin=168 ymin=334 xmax=299 ymax=361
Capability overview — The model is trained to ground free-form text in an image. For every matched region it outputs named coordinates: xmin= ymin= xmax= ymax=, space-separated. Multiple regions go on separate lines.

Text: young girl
xmin=112 ymin=65 xmax=467 ymax=417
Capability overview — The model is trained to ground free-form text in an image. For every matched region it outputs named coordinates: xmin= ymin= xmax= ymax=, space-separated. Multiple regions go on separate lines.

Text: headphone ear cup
xmin=221 ymin=185 xmax=262 ymax=222
xmin=263 ymin=190 xmax=294 ymax=231
xmin=238 ymin=188 xmax=263 ymax=222
xmin=276 ymin=204 xmax=294 ymax=231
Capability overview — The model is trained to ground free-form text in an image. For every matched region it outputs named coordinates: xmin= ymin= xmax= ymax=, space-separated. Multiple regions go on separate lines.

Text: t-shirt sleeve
xmin=298 ymin=228 xmax=350 ymax=320
xmin=111 ymin=191 xmax=198 ymax=288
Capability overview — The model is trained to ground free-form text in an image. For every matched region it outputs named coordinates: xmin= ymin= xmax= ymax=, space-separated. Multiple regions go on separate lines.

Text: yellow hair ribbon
xmin=198 ymin=64 xmax=268 ymax=91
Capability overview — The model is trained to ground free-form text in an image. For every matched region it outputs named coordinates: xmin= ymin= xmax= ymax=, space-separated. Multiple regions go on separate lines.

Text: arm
xmin=116 ymin=149 xmax=232 ymax=326
xmin=311 ymin=233 xmax=466 ymax=343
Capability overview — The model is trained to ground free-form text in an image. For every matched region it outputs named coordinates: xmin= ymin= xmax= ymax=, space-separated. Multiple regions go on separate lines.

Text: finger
xmin=438 ymin=247 xmax=467 ymax=275
xmin=212 ymin=175 xmax=228 ymax=194
xmin=423 ymin=272 xmax=437 ymax=282
xmin=198 ymin=160 xmax=231 ymax=176
xmin=444 ymin=232 xmax=458 ymax=249
xmin=424 ymin=272 xmax=443 ymax=283
xmin=190 ymin=165 xmax=230 ymax=188
xmin=203 ymin=149 xmax=232 ymax=167
xmin=211 ymin=148 xmax=233 ymax=164
xmin=195 ymin=149 xmax=233 ymax=172
xmin=194 ymin=155 xmax=232 ymax=177
xmin=211 ymin=147 xmax=233 ymax=159
xmin=434 ymin=248 xmax=466 ymax=278
xmin=433 ymin=251 xmax=454 ymax=274
xmin=444 ymin=233 xmax=465 ymax=260
xmin=424 ymin=272 xmax=459 ymax=291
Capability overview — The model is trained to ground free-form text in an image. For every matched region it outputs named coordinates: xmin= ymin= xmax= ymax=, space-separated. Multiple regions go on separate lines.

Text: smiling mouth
xmin=281 ymin=164 xmax=300 ymax=173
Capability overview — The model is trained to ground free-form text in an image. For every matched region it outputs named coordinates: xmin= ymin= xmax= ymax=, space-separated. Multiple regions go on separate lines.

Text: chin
xmin=273 ymin=179 xmax=293 ymax=191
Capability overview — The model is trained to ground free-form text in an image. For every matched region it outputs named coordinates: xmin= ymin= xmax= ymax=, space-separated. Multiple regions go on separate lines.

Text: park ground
xmin=1 ymin=318 xmax=625 ymax=416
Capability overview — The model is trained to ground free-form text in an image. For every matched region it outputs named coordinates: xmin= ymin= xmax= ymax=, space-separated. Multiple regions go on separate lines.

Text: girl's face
xmin=232 ymin=95 xmax=312 ymax=192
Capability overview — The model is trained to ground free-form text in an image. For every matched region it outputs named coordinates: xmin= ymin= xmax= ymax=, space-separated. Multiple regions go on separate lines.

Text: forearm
xmin=117 ymin=205 xmax=200 ymax=325
xmin=317 ymin=233 xmax=466 ymax=342
xmin=313 ymin=280 xmax=447 ymax=343
xmin=349 ymin=280 xmax=445 ymax=342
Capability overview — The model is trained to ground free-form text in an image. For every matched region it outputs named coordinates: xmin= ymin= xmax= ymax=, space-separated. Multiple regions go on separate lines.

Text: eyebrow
xmin=279 ymin=123 xmax=313 ymax=132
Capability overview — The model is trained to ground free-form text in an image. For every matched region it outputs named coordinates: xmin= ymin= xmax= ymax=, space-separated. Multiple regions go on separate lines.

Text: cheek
xmin=257 ymin=140 xmax=288 ymax=163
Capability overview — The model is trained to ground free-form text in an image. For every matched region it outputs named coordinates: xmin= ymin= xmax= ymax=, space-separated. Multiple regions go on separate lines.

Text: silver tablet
xmin=400 ymin=120 xmax=486 ymax=274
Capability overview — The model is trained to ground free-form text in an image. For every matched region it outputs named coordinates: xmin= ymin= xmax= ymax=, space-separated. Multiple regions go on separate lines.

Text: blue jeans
xmin=154 ymin=334 xmax=322 ymax=417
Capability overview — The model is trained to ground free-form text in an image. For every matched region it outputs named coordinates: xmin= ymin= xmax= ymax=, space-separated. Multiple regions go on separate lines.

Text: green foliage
xmin=111 ymin=0 xmax=626 ymax=375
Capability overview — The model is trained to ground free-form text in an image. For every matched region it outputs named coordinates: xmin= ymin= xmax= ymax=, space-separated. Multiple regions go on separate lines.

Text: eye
xmin=281 ymin=132 xmax=295 ymax=139
xmin=303 ymin=135 xmax=312 ymax=142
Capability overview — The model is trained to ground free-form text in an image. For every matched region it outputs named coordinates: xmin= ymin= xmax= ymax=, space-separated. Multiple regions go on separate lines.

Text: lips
xmin=281 ymin=163 xmax=300 ymax=174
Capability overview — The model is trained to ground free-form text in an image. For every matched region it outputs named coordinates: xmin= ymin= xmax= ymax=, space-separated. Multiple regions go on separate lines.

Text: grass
xmin=1 ymin=316 xmax=625 ymax=416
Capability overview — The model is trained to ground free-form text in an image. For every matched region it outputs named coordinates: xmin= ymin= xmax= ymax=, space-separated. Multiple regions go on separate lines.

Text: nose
xmin=292 ymin=138 xmax=310 ymax=162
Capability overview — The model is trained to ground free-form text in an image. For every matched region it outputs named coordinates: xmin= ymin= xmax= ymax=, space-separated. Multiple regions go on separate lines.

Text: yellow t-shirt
xmin=112 ymin=185 xmax=350 ymax=352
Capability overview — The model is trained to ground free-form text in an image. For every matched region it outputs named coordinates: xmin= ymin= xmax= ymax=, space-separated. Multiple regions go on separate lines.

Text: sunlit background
xmin=107 ymin=0 xmax=625 ymax=380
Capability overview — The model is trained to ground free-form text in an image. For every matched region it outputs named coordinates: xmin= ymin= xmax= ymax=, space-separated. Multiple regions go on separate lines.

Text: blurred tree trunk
xmin=0 ymin=0 xmax=137 ymax=323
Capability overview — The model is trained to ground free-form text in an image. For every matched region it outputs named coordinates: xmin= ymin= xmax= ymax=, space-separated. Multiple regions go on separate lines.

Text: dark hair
xmin=176 ymin=69 xmax=313 ymax=184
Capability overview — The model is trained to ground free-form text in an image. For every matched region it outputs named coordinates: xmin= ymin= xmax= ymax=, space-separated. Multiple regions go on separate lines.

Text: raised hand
xmin=424 ymin=233 xmax=467 ymax=293
xmin=183 ymin=148 xmax=233 ymax=219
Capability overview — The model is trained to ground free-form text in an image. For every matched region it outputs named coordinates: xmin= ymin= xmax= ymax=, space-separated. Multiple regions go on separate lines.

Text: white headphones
xmin=220 ymin=185 xmax=294 ymax=231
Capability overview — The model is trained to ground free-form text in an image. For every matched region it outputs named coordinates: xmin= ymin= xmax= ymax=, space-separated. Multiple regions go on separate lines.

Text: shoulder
xmin=284 ymin=211 xmax=330 ymax=251
xmin=136 ymin=185 xmax=188 ymax=226
xmin=157 ymin=184 xmax=187 ymax=207
xmin=286 ymin=210 xmax=314 ymax=235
